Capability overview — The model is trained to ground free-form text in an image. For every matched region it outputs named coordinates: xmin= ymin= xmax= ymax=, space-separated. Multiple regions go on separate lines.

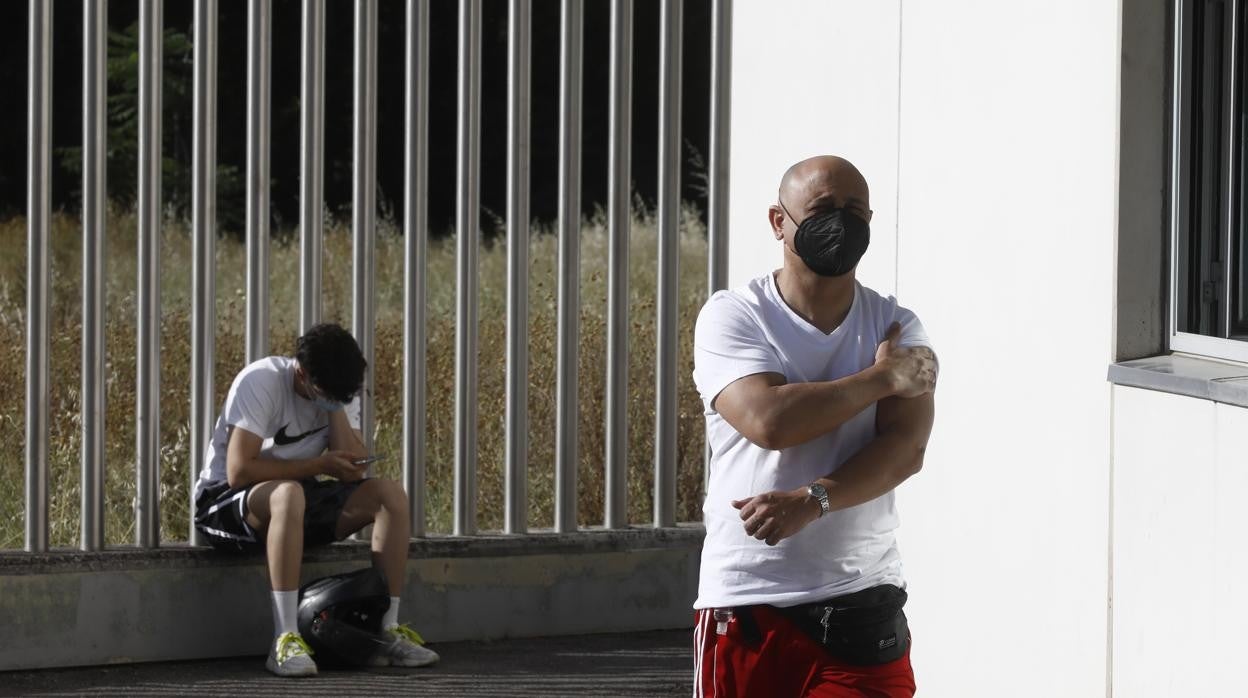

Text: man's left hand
xmin=732 ymin=488 xmax=821 ymax=546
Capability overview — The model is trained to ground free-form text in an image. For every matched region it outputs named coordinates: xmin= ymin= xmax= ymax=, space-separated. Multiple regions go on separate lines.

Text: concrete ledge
xmin=1108 ymin=354 xmax=1248 ymax=407
xmin=0 ymin=525 xmax=704 ymax=671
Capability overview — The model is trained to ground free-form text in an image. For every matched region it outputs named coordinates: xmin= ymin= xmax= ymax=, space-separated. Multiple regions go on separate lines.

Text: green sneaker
xmin=368 ymin=624 xmax=440 ymax=667
xmin=265 ymin=632 xmax=318 ymax=677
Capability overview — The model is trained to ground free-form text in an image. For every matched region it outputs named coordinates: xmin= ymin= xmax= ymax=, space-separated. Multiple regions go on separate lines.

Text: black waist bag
xmin=775 ymin=584 xmax=909 ymax=666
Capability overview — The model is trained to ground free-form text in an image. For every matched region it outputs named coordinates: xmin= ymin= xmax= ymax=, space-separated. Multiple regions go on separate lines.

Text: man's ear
xmin=768 ymin=205 xmax=785 ymax=240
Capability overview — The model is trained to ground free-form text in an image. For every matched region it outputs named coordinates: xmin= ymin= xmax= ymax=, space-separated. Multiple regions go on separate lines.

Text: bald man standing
xmin=691 ymin=156 xmax=937 ymax=697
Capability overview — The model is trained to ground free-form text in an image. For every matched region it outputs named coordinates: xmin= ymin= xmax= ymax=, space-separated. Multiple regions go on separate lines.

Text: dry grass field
xmin=0 ymin=209 xmax=709 ymax=547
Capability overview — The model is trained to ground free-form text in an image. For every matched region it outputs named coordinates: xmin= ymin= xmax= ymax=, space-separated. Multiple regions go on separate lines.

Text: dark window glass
xmin=1176 ymin=0 xmax=1246 ymax=342
xmin=1234 ymin=0 xmax=1248 ymax=337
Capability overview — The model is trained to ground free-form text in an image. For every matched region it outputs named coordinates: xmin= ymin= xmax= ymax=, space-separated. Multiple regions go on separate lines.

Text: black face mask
xmin=779 ymin=199 xmax=871 ymax=277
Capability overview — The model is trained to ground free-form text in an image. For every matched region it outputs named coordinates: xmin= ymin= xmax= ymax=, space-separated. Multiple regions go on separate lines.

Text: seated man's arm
xmin=713 ymin=323 xmax=936 ymax=451
xmin=326 ymin=408 xmax=367 ymax=459
xmin=225 ymin=426 xmax=363 ymax=490
xmin=734 ymin=391 xmax=935 ymax=546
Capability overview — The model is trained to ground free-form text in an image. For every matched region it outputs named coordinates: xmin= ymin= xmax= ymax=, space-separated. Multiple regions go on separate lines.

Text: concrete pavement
xmin=0 ymin=630 xmax=694 ymax=697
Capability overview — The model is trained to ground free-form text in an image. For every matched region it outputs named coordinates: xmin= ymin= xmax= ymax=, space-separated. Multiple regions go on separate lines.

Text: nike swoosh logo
xmin=273 ymin=424 xmax=328 ymax=446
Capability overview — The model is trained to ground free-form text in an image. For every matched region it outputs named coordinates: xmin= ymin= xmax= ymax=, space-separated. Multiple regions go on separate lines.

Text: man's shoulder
xmin=852 ymin=282 xmax=933 ymax=351
xmin=854 ymin=282 xmax=924 ymax=321
xmin=853 ymin=281 xmax=892 ymax=308
xmin=699 ymin=274 xmax=774 ymax=320
xmin=231 ymin=357 xmax=292 ymax=397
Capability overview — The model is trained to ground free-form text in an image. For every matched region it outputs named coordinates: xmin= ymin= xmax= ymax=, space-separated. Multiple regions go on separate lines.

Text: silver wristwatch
xmin=807 ymin=482 xmax=831 ymax=518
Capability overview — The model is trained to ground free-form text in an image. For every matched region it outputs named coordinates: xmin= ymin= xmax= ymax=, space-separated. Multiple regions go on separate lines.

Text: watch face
xmin=808 ymin=483 xmax=830 ymax=516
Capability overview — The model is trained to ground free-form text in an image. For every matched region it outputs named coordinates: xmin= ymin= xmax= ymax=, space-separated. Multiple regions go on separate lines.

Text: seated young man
xmin=193 ymin=323 xmax=438 ymax=677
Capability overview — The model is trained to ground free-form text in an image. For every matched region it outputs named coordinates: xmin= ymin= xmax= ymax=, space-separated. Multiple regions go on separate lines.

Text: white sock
xmin=272 ymin=590 xmax=300 ymax=639
xmin=383 ymin=596 xmax=401 ymax=630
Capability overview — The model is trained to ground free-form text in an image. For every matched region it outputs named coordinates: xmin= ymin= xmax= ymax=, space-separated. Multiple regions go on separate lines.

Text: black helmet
xmin=297 ymin=567 xmax=392 ymax=666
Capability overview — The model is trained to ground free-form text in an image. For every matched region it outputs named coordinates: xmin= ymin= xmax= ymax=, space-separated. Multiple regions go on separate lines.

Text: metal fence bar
xmin=454 ymin=0 xmax=482 ymax=536
xmin=353 ymin=0 xmax=377 ymax=454
xmin=13 ymin=0 xmax=723 ymax=552
xmin=81 ymin=0 xmax=107 ymax=552
xmin=246 ymin=0 xmax=271 ymax=362
xmin=25 ymin=0 xmax=52 ymax=553
xmin=190 ymin=0 xmax=218 ymax=546
xmin=708 ymin=0 xmax=731 ymax=296
xmin=555 ymin=0 xmax=583 ymax=534
xmin=604 ymin=0 xmax=632 ymax=530
xmin=300 ymin=0 xmax=324 ymax=334
xmin=704 ymin=0 xmax=731 ymax=492
xmin=505 ymin=0 xmax=531 ymax=535
xmin=404 ymin=0 xmax=430 ymax=537
xmin=653 ymin=0 xmax=682 ymax=529
xmin=136 ymin=0 xmax=163 ymax=548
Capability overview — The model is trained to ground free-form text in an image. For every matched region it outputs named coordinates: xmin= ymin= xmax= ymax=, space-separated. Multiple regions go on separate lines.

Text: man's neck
xmin=773 ymin=265 xmax=856 ymax=334
xmin=291 ymin=361 xmax=312 ymax=400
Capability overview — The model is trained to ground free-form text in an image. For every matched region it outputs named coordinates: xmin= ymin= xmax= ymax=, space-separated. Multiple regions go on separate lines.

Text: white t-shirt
xmin=692 ymin=272 xmax=932 ymax=609
xmin=194 ymin=356 xmax=362 ymax=500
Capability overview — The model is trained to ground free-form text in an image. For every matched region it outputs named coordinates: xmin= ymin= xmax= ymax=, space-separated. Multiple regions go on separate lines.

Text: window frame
xmin=1169 ymin=0 xmax=1248 ymax=362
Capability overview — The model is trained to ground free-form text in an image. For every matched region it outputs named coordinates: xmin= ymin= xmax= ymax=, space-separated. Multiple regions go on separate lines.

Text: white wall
xmin=729 ymin=2 xmax=1120 ymax=695
xmin=728 ymin=0 xmax=901 ymax=295
xmin=1111 ymin=386 xmax=1248 ymax=696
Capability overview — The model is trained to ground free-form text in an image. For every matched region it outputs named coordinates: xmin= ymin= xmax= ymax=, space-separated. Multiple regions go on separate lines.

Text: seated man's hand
xmin=874 ymin=322 xmax=938 ymax=399
xmin=319 ymin=451 xmax=368 ymax=482
xmin=733 ymin=488 xmax=822 ymax=546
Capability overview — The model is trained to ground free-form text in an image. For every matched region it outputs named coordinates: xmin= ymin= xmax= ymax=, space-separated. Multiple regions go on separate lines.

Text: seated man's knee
xmin=378 ymin=479 xmax=410 ymax=514
xmin=269 ymin=480 xmax=306 ymax=518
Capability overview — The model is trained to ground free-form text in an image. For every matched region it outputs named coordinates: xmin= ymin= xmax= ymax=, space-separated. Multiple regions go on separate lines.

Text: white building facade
xmin=727 ymin=1 xmax=1247 ymax=695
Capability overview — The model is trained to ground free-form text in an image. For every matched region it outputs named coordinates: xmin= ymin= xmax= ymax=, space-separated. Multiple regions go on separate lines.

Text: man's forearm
xmin=227 ymin=456 xmax=324 ymax=489
xmin=814 ymin=430 xmax=926 ymax=513
xmin=751 ymin=366 xmax=894 ymax=450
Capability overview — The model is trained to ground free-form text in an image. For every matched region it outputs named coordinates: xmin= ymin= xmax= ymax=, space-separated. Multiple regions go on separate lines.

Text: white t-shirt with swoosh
xmin=194 ymin=356 xmax=362 ymax=500
xmin=692 ymin=272 xmax=933 ymax=609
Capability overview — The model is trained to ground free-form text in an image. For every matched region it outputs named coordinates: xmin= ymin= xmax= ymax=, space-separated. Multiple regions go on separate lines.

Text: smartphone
xmin=352 ymin=455 xmax=386 ymax=466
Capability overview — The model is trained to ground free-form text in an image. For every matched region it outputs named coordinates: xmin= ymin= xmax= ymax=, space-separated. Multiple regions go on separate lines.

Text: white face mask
xmin=312 ymin=396 xmax=344 ymax=412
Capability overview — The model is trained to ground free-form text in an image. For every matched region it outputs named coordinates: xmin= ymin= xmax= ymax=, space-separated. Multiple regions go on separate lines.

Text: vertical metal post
xmin=190 ymin=0 xmax=218 ymax=546
xmin=404 ymin=0 xmax=430 ymax=537
xmin=25 ymin=0 xmax=52 ymax=553
xmin=300 ymin=0 xmax=325 ymax=333
xmin=81 ymin=0 xmax=107 ymax=552
xmin=555 ymin=0 xmax=583 ymax=533
xmin=604 ymin=0 xmax=632 ymax=530
xmin=454 ymin=0 xmax=481 ymax=536
xmin=136 ymin=0 xmax=163 ymax=548
xmin=505 ymin=0 xmax=531 ymax=535
xmin=708 ymin=0 xmax=731 ymax=296
xmin=705 ymin=0 xmax=732 ymax=491
xmin=246 ymin=0 xmax=271 ymax=362
xmin=654 ymin=0 xmax=682 ymax=529
xmin=353 ymin=0 xmax=377 ymax=454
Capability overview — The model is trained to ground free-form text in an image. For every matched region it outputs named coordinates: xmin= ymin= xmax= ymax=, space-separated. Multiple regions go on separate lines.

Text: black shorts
xmin=194 ymin=478 xmax=366 ymax=554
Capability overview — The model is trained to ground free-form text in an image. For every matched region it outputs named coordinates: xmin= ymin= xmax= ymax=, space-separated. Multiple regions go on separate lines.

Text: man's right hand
xmin=319 ymin=450 xmax=367 ymax=482
xmin=874 ymin=322 xmax=938 ymax=398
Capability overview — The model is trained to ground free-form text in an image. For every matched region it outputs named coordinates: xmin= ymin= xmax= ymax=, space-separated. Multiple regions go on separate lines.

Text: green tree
xmin=59 ymin=22 xmax=241 ymax=225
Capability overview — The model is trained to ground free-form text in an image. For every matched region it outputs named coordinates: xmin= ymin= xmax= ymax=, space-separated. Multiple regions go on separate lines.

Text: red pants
xmin=693 ymin=606 xmax=916 ymax=698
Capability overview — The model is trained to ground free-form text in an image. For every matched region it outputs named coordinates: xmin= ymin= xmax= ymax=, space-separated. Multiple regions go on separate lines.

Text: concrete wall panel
xmin=0 ymin=530 xmax=702 ymax=671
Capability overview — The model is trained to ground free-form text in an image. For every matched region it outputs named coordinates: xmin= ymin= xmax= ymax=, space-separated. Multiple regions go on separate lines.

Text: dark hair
xmin=295 ymin=323 xmax=366 ymax=403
